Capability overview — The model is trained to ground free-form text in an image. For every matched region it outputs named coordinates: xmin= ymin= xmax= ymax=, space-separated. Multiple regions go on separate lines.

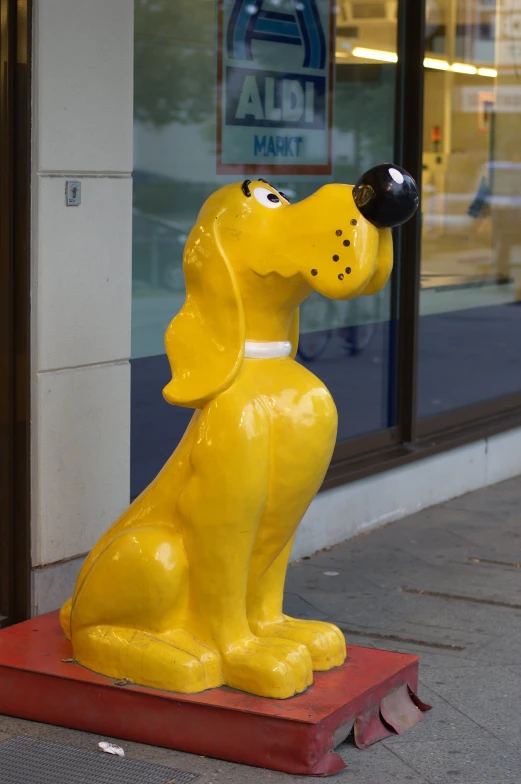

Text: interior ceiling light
xmin=351 ymin=46 xmax=398 ymax=63
xmin=423 ymin=57 xmax=449 ymax=70
xmin=342 ymin=48 xmax=497 ymax=78
xmin=451 ymin=62 xmax=478 ymax=74
xmin=477 ymin=67 xmax=497 ymax=78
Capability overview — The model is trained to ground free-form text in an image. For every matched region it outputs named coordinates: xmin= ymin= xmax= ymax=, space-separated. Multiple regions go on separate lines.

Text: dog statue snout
xmin=352 ymin=164 xmax=419 ymax=229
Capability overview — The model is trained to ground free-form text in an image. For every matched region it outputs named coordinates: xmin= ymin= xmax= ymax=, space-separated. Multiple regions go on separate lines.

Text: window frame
xmin=0 ymin=0 xmax=31 ymax=627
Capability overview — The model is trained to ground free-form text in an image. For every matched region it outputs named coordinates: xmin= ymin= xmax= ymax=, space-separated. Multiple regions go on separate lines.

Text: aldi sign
xmin=217 ymin=0 xmax=334 ymax=174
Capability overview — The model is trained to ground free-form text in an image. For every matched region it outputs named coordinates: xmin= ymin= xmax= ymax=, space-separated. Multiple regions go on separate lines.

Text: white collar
xmin=244 ymin=340 xmax=292 ymax=359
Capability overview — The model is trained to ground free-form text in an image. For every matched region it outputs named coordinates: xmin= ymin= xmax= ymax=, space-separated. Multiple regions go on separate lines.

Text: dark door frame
xmin=0 ymin=0 xmax=31 ymax=626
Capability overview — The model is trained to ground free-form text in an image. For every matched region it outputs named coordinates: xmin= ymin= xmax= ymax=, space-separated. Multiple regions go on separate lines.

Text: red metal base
xmin=0 ymin=613 xmax=430 ymax=776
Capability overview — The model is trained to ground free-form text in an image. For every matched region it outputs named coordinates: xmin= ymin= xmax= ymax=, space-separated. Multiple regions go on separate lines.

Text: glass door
xmin=418 ymin=0 xmax=521 ymax=421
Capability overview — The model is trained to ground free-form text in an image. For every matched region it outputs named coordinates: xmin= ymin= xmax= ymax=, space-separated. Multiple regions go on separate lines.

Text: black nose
xmin=352 ymin=164 xmax=419 ymax=229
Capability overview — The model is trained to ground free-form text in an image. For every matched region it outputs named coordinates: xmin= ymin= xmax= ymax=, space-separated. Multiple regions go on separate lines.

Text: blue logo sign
xmin=227 ymin=0 xmax=326 ymax=69
xmin=218 ymin=0 xmax=333 ymax=173
xmin=226 ymin=67 xmax=326 ymax=129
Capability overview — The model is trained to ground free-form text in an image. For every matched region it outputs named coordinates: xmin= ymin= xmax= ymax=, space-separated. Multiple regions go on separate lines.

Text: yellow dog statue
xmin=61 ymin=165 xmax=418 ymax=699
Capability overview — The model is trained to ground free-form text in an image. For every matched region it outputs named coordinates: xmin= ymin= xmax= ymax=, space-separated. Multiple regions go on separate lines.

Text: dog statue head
xmin=163 ymin=164 xmax=418 ymax=408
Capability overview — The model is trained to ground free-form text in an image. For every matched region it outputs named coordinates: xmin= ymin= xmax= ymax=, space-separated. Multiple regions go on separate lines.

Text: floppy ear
xmin=362 ymin=228 xmax=393 ymax=296
xmin=289 ymin=308 xmax=300 ymax=359
xmin=162 ymin=219 xmax=245 ymax=409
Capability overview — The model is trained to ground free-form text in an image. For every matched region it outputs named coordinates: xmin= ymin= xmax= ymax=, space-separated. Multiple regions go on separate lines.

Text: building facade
xmin=1 ymin=0 xmax=521 ymax=625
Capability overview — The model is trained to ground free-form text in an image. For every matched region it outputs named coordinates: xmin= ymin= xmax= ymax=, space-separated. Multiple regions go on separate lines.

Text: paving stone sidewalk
xmin=2 ymin=476 xmax=521 ymax=783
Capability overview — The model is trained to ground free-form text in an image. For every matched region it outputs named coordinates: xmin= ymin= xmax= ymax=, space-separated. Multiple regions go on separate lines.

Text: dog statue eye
xmin=253 ymin=187 xmax=282 ymax=209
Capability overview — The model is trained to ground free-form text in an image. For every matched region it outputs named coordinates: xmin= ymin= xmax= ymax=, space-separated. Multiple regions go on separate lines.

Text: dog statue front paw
xmin=251 ymin=617 xmax=346 ymax=671
xmin=222 ymin=636 xmax=313 ymax=699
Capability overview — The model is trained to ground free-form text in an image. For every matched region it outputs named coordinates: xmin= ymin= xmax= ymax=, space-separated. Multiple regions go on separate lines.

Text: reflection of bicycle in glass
xmin=297 ymin=292 xmax=381 ymax=362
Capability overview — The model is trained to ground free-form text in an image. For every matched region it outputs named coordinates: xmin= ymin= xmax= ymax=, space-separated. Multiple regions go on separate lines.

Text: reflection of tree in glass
xmin=134 ymin=0 xmax=215 ymax=127
xmin=334 ymin=67 xmax=394 ymax=171
xmin=357 ymin=79 xmax=394 ymax=165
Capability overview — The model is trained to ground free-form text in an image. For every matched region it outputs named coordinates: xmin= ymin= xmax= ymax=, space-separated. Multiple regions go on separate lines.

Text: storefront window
xmin=419 ymin=0 xmax=521 ymax=418
xmin=132 ymin=0 xmax=399 ymax=498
